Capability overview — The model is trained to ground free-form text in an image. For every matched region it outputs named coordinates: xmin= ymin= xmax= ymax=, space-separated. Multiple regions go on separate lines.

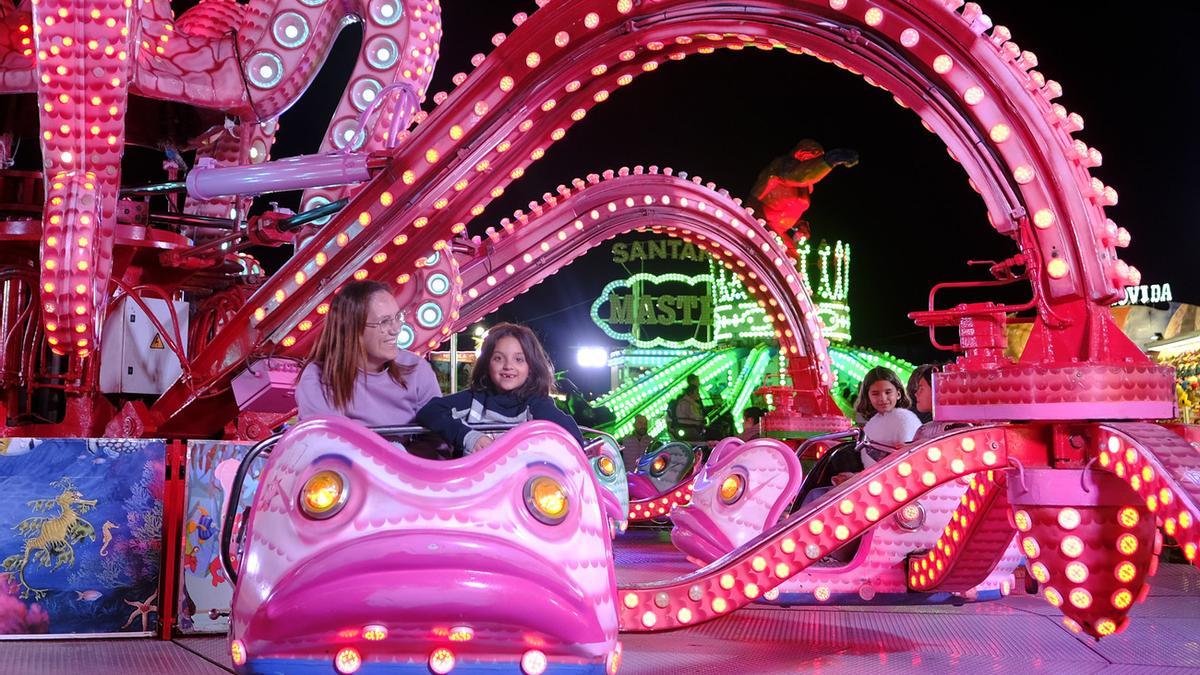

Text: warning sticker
xmin=149 ymin=334 xmax=165 ymax=350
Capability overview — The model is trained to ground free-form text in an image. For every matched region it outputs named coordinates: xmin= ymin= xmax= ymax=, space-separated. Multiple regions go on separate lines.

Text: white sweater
xmin=861 ymin=408 xmax=922 ymax=467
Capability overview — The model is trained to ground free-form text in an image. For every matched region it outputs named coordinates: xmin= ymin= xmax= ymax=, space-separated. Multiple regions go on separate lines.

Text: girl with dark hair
xmin=416 ymin=323 xmax=584 ymax=455
xmin=295 ymin=280 xmax=441 ymax=426
xmin=906 ymin=364 xmax=938 ymax=424
xmin=855 ymin=366 xmax=921 ymax=464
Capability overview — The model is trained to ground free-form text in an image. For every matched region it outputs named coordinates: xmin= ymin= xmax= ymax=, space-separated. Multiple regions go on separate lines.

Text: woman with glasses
xmin=296 ymin=280 xmax=441 ymax=426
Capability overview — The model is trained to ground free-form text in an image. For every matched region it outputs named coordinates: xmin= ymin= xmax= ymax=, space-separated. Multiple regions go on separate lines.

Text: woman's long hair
xmin=304 ymin=280 xmax=414 ymax=411
xmin=469 ymin=323 xmax=554 ymax=402
xmin=854 ymin=366 xmax=912 ymax=421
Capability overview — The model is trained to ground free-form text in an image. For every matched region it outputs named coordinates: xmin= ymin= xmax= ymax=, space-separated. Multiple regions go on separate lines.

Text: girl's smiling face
xmin=868 ymin=379 xmax=901 ymax=415
xmin=489 ymin=335 xmax=529 ymax=392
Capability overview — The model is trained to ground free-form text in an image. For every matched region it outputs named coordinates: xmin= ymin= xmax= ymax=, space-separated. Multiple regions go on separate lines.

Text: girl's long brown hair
xmin=854 ymin=366 xmax=912 ymax=421
xmin=469 ymin=323 xmax=555 ymax=401
xmin=304 ymin=280 xmax=414 ymax=411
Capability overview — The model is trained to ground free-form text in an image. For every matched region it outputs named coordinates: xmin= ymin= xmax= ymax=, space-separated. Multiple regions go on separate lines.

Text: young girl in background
xmin=854 ymin=366 xmax=921 ymax=467
xmin=417 ymin=323 xmax=584 ymax=455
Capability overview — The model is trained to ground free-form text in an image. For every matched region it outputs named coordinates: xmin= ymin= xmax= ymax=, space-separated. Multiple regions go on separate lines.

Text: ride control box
xmin=99 ymin=296 xmax=189 ymax=395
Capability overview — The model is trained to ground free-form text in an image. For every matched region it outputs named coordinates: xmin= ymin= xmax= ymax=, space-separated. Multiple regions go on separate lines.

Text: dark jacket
xmin=416 ymin=389 xmax=585 ymax=455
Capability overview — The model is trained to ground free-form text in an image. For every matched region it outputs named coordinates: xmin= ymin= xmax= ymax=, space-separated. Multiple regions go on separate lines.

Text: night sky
xmin=97 ymin=2 xmax=1191 ymax=392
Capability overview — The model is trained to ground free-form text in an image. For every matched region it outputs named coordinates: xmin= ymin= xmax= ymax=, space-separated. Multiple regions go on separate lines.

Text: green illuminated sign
xmin=591 ymin=272 xmax=716 ymax=349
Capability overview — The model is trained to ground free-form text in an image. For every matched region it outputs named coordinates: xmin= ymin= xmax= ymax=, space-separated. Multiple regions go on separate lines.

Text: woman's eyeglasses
xmin=365 ymin=312 xmax=406 ymax=332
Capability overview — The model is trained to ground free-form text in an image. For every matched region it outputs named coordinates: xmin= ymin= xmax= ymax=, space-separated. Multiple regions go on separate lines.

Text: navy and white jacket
xmin=416 ymin=389 xmax=585 ymax=455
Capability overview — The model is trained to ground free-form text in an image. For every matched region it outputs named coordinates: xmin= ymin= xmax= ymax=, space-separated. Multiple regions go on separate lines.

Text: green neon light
xmin=590 ymin=272 xmax=717 ymax=349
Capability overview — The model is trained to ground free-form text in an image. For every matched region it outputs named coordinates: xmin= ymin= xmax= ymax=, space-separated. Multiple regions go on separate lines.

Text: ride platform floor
xmin=2 ymin=529 xmax=1199 ymax=674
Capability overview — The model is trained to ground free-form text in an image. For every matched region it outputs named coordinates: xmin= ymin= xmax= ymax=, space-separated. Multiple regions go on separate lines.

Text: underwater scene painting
xmin=0 ymin=437 xmax=165 ymax=636
xmin=177 ymin=440 xmax=262 ymax=634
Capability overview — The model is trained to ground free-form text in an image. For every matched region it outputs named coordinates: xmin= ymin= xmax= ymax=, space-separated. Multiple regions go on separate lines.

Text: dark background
xmin=274 ymin=2 xmax=1197 ymax=392
xmin=17 ymin=1 xmax=1192 ymax=394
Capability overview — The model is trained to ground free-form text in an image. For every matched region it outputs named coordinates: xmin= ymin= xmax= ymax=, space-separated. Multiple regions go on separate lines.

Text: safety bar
xmin=794 ymin=428 xmax=863 ymax=458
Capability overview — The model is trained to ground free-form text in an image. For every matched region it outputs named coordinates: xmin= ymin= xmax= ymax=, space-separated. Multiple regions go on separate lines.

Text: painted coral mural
xmin=0 ymin=438 xmax=165 ymax=635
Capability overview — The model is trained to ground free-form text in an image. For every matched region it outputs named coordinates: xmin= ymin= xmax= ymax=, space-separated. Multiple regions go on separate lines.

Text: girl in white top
xmin=856 ymin=367 xmax=921 ymax=467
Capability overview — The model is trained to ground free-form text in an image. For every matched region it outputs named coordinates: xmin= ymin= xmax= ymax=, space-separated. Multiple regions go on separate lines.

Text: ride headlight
xmin=597 ymin=455 xmax=616 ymax=477
xmin=893 ymin=502 xmax=926 ymax=531
xmin=719 ymin=473 xmax=746 ymax=505
xmin=649 ymin=453 xmax=669 ymax=477
xmin=299 ymin=470 xmax=349 ymax=519
xmin=524 ymin=476 xmax=569 ymax=525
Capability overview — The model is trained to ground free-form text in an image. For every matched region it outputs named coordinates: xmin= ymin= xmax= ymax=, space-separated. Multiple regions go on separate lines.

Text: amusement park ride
xmin=1 ymin=0 xmax=1198 ymax=672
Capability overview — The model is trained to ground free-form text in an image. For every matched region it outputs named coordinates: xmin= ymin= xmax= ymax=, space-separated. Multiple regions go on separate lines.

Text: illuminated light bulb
xmin=1185 ymin=543 xmax=1197 ymax=560
xmin=1060 ymin=535 xmax=1084 ymax=558
xmin=743 ymin=583 xmax=760 ymax=599
xmin=1111 ymin=588 xmax=1133 ymax=610
xmin=1021 ymin=536 xmax=1040 ymax=558
xmin=989 ymin=124 xmax=1011 ymax=143
xmin=641 ymin=611 xmax=657 ymax=628
xmin=814 ymin=585 xmax=832 ymax=602
xmin=834 ymin=525 xmax=850 ymax=541
xmin=520 ymin=650 xmax=548 ymax=675
xmin=839 ymin=499 xmax=854 ymax=515
xmin=1044 ymin=587 xmax=1062 ymax=607
xmin=1124 ymin=448 xmax=1138 ymax=465
xmin=622 ymin=592 xmax=638 ymax=609
xmin=677 ymin=607 xmax=693 ymax=623
xmin=428 ymin=648 xmax=455 ymax=674
xmin=1145 ymin=495 xmax=1158 ymax=512
xmin=808 ymin=520 xmax=824 ymax=535
xmin=932 ymin=55 xmax=953 ymax=74
xmin=1045 ymin=258 xmax=1069 ymax=279
xmin=1068 ymin=588 xmax=1092 ymax=609
xmin=1180 ymin=512 xmax=1192 ymax=529
xmin=865 ymin=506 xmax=880 ymax=521
xmin=1032 ymin=209 xmax=1056 ymax=229
xmin=897 ymin=462 xmax=912 ymax=477
xmin=1159 ymin=488 xmax=1171 ymax=505
xmin=334 ymin=647 xmax=362 ymax=674
xmin=1030 ymin=562 xmax=1049 ymax=583
xmin=282 ymin=336 xmax=296 ymax=348
xmin=1065 ymin=562 xmax=1089 ymax=583
xmin=921 ymin=471 xmax=937 ymax=487
xmin=230 ymin=640 xmax=247 ymax=665
xmin=892 ymin=487 xmax=908 ymax=502
xmin=1117 ymin=534 xmax=1138 ymax=556
xmin=719 ymin=574 xmax=735 ymax=590
xmin=711 ymin=597 xmax=728 ymax=613
xmin=1057 ymin=507 xmax=1081 ymax=530
xmin=926 ymin=447 xmax=942 ymax=462
xmin=864 ymin=7 xmax=883 ymax=25
xmin=868 ymin=481 xmax=883 ymax=496
xmin=424 ymin=149 xmax=439 ymax=163
xmin=362 ymin=624 xmax=387 ymax=641
xmin=1013 ymin=166 xmax=1035 ymax=184
xmin=775 ymin=563 xmax=791 ymax=579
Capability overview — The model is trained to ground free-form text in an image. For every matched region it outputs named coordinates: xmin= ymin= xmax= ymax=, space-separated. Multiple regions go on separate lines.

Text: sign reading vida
xmin=591 ymin=273 xmax=715 ymax=349
xmin=1114 ymin=283 xmax=1173 ymax=307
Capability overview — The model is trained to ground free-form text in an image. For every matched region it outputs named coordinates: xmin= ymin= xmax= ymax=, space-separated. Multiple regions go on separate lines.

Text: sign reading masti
xmin=591 ymin=272 xmax=716 ymax=349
